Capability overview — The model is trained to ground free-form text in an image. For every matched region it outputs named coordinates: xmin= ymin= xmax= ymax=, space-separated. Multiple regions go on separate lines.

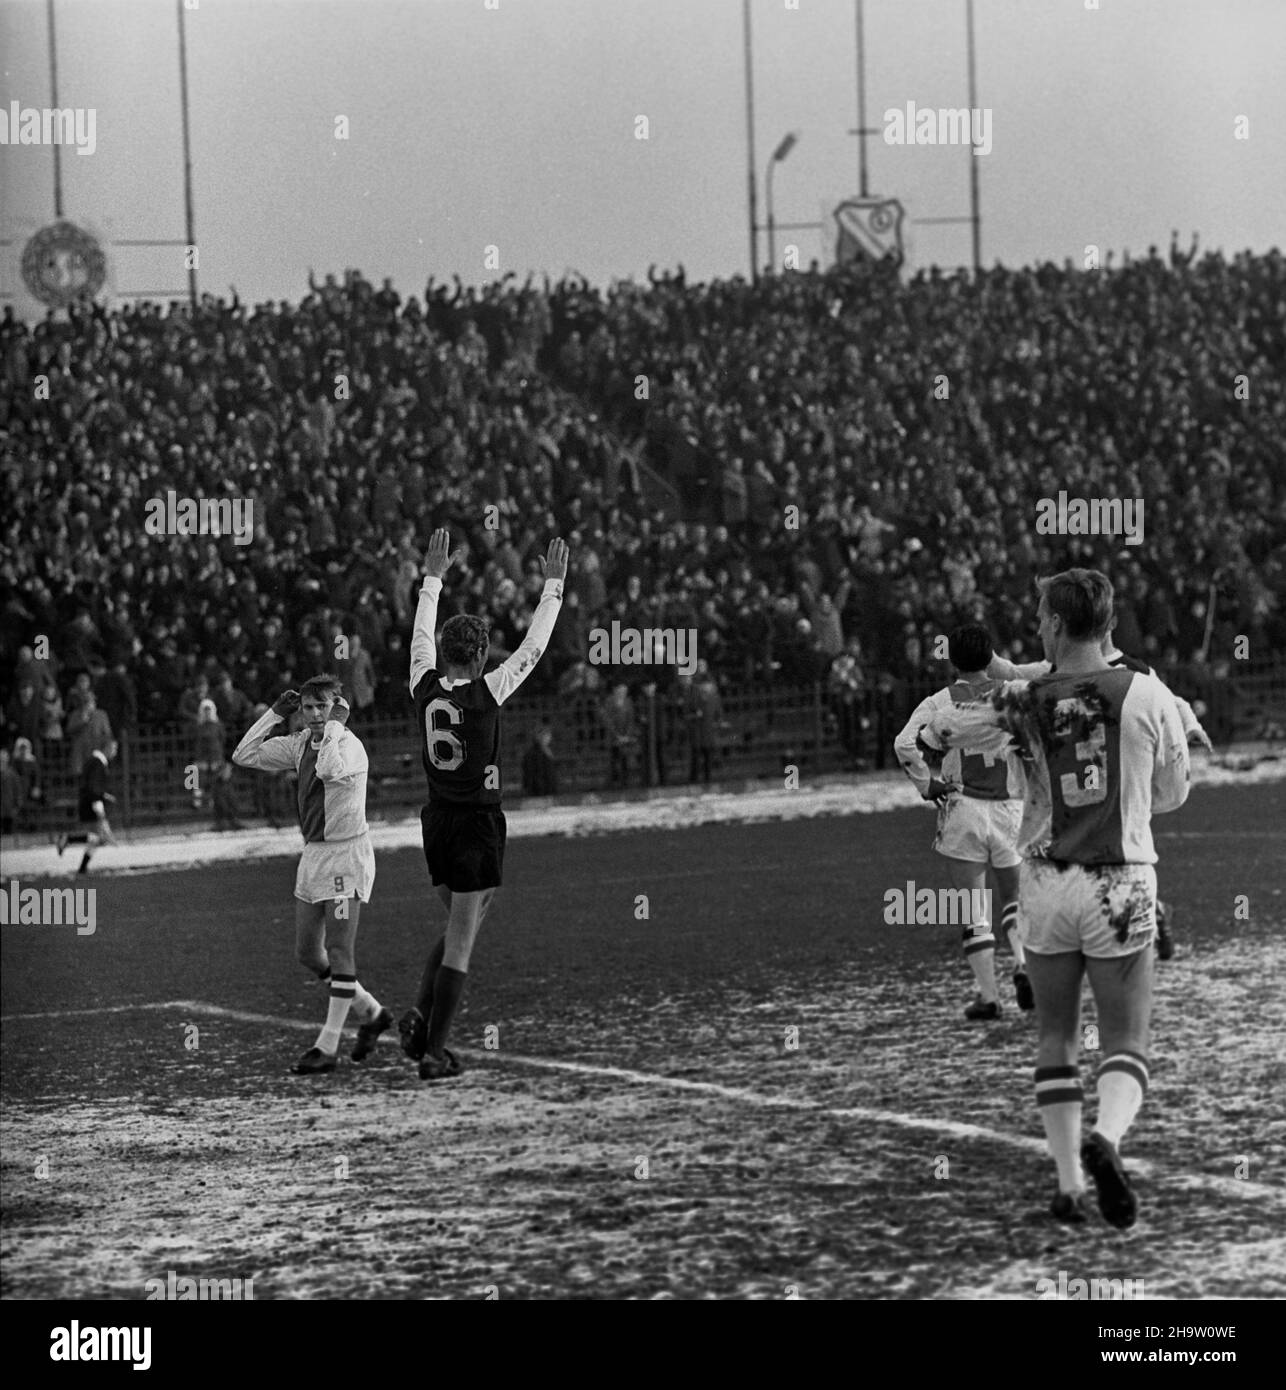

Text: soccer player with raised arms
xmin=232 ymin=675 xmax=392 ymax=1074
xmin=400 ymin=527 xmax=568 ymax=1081
xmin=928 ymin=570 xmax=1190 ymax=1227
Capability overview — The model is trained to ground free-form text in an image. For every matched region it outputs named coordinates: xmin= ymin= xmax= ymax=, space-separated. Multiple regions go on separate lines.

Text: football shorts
xmin=421 ymin=802 xmax=506 ymax=892
xmin=933 ymin=795 xmax=1022 ymax=868
xmin=294 ymin=833 xmax=376 ymax=904
xmin=1018 ymin=858 xmax=1157 ymax=958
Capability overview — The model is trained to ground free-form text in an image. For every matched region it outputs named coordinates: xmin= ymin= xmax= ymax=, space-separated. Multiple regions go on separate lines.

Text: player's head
xmin=1036 ymin=569 xmax=1114 ymax=660
xmin=441 ymin=614 xmax=490 ymax=676
xmin=299 ymin=673 xmax=343 ymax=731
xmin=948 ymin=623 xmax=993 ymax=675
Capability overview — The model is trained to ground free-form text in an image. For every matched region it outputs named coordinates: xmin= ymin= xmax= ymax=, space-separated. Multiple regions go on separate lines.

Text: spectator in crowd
xmin=211 ymin=760 xmax=244 ymax=832
xmin=682 ymin=662 xmax=723 ymax=785
xmin=0 ymin=747 xmax=20 ymax=833
xmin=97 ymin=658 xmax=139 ymax=743
xmin=5 ymin=680 xmax=43 ymax=748
xmin=336 ymin=633 xmax=377 ymax=715
xmin=67 ymin=688 xmax=114 ymax=776
xmin=828 ymin=635 xmax=871 ymax=769
xmin=11 ymin=737 xmax=42 ymax=812
xmin=600 ymin=681 xmax=636 ymax=788
xmin=521 ymin=724 xmax=558 ymax=796
xmin=192 ymin=698 xmax=225 ymax=809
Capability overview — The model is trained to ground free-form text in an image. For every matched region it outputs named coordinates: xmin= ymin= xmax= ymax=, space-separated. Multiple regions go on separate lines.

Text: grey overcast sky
xmin=1 ymin=0 xmax=1283 ymax=312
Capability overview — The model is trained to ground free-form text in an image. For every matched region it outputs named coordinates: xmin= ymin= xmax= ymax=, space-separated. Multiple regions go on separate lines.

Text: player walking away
xmin=232 ymin=675 xmax=392 ymax=1074
xmin=400 ymin=528 xmax=568 ymax=1082
xmin=55 ymin=739 xmax=119 ymax=873
xmin=986 ymin=613 xmax=1210 ymax=962
xmin=928 ymin=570 xmax=1190 ymax=1227
xmin=894 ymin=624 xmax=1033 ymax=1019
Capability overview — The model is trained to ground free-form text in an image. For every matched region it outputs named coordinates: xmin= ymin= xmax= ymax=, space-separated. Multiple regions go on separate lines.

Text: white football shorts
xmin=1018 ymin=858 xmax=1157 ymax=958
xmin=294 ymin=834 xmax=376 ymax=905
xmin=933 ymin=795 xmax=1022 ymax=868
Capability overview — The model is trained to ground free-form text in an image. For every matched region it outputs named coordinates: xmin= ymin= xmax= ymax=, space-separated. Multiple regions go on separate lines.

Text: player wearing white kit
xmin=928 ymin=571 xmax=1190 ymax=1227
xmin=232 ymin=674 xmax=392 ymax=1074
xmin=986 ymin=613 xmax=1211 ymax=960
xmin=895 ymin=624 xmax=1033 ymax=1019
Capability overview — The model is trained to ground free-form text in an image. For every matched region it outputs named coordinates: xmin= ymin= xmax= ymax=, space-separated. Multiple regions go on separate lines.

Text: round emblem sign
xmin=21 ymin=220 xmax=107 ymax=307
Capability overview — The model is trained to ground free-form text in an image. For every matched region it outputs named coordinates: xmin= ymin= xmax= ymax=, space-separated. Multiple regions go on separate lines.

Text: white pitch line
xmin=6 ymin=998 xmax=1279 ymax=1210
xmin=0 ymin=1001 xmax=182 ymax=1023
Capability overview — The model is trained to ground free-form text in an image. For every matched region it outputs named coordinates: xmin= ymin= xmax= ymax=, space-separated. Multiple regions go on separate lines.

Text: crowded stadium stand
xmin=2 ymin=248 xmax=1284 ymax=833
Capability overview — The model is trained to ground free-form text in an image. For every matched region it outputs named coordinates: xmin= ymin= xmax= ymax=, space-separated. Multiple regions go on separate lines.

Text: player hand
xmin=329 ymin=696 xmax=350 ymax=728
xmin=424 ymin=527 xmax=456 ymax=580
xmin=539 ymin=537 xmax=570 ymax=583
xmin=925 ymin=778 xmax=957 ymax=807
xmin=272 ymin=689 xmax=301 ymax=718
xmin=1188 ymin=726 xmax=1213 ymax=752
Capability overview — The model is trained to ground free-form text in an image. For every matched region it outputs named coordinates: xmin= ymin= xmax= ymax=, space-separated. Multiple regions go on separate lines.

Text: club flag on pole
xmin=834 ymin=197 xmax=906 ymax=266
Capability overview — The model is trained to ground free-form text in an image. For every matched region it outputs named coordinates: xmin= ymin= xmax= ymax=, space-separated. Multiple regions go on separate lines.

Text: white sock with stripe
xmin=315 ymin=974 xmax=356 ymax=1054
xmin=349 ymin=981 xmax=381 ymax=1025
xmin=1002 ymin=899 xmax=1025 ymax=970
xmin=1094 ymin=1053 xmax=1149 ymax=1147
xmin=1036 ymin=1065 xmax=1084 ymax=1192
xmin=963 ymin=922 xmax=998 ymax=1001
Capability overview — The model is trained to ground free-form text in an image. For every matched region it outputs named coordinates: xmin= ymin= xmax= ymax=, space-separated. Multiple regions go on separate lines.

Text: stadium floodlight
xmin=766 ymin=131 xmax=801 ymax=274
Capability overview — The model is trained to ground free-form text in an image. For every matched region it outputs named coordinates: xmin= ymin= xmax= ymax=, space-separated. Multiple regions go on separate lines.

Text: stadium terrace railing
xmin=3 ymin=665 xmax=1282 ymax=843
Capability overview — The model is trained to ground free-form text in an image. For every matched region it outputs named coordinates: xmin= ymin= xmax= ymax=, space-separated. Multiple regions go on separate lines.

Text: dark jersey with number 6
xmin=413 ymin=671 xmax=502 ymax=806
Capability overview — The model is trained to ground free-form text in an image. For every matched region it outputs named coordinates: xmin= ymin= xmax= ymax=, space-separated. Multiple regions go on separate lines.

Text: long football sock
xmin=426 ymin=966 xmax=467 ymax=1057
xmin=1093 ymin=1053 xmax=1148 ymax=1147
xmin=315 ymin=973 xmax=356 ymax=1054
xmin=1002 ymin=899 xmax=1025 ymax=971
xmin=349 ymin=980 xmax=381 ymax=1024
xmin=1036 ymin=1065 xmax=1084 ymax=1192
xmin=416 ymin=937 xmax=446 ymax=1016
xmin=963 ymin=924 xmax=998 ymax=1001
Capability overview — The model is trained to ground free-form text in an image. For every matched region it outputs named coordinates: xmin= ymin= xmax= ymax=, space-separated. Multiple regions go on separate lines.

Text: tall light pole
xmin=965 ymin=0 xmax=982 ymax=273
xmin=177 ymin=0 xmax=198 ymax=305
xmin=742 ymin=0 xmax=759 ymax=285
xmin=765 ymin=131 xmax=798 ymax=274
xmin=46 ymin=0 xmax=63 ymax=217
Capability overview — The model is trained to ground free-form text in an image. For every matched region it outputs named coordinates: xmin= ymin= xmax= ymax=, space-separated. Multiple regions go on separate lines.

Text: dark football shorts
xmin=421 ymin=802 xmax=507 ymax=892
xmin=78 ymin=792 xmax=101 ymax=824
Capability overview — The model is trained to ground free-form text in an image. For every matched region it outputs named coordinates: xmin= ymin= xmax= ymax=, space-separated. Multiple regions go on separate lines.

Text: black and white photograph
xmin=1 ymin=0 xmax=1283 ymax=1345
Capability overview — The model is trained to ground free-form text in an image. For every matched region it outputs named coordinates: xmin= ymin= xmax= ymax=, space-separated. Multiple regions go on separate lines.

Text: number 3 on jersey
xmin=1056 ymin=698 xmax=1108 ymax=807
xmin=426 ymin=697 xmax=466 ymax=771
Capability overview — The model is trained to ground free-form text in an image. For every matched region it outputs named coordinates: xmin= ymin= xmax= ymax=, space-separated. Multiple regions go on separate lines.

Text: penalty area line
xmin=5 ymin=999 xmax=1279 ymax=1211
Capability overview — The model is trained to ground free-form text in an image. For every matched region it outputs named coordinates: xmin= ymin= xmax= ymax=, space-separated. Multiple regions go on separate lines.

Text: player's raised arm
xmin=987 ymin=652 xmax=1051 ymax=681
xmin=486 ymin=537 xmax=569 ymax=707
xmin=232 ymin=691 xmax=302 ymax=772
xmin=410 ymin=527 xmax=456 ymax=696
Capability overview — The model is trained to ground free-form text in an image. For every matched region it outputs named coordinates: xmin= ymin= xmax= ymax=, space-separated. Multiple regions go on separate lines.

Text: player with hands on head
xmin=232 ymin=674 xmax=390 ymax=1074
xmin=400 ymin=528 xmax=568 ymax=1080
